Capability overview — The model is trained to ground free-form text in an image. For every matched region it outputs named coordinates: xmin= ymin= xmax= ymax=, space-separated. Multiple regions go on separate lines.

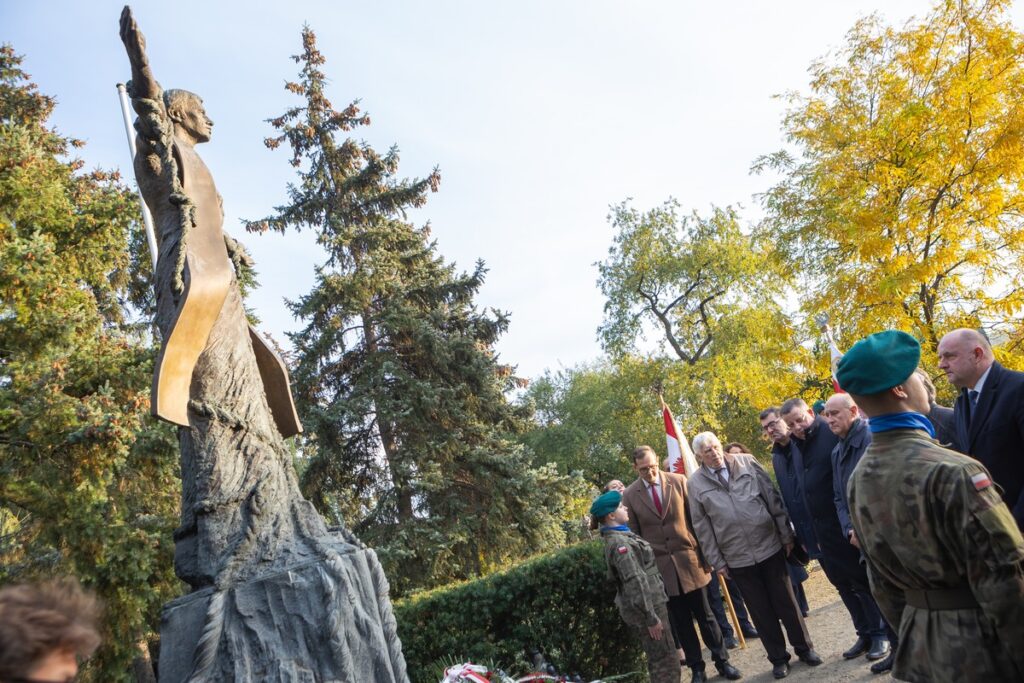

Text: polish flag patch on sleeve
xmin=617 ymin=546 xmax=629 ymax=554
xmin=971 ymin=472 xmax=992 ymax=491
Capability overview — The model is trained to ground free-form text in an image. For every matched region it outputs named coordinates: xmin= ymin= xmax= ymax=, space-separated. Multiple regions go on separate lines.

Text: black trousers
xmin=666 ymin=578 xmax=728 ymax=672
xmin=730 ymin=550 xmax=813 ymax=665
xmin=818 ymin=552 xmax=886 ymax=639
xmin=818 ymin=534 xmax=887 ymax=639
xmin=706 ymin=573 xmax=754 ymax=637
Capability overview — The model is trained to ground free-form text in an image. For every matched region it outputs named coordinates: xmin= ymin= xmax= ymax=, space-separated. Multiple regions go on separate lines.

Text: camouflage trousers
xmin=634 ymin=602 xmax=681 ymax=683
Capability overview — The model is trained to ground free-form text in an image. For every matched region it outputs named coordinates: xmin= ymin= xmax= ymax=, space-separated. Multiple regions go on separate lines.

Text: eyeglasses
xmin=760 ymin=418 xmax=782 ymax=432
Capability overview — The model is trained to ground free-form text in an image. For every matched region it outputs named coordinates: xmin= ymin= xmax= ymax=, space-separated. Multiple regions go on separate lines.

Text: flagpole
xmin=718 ymin=574 xmax=746 ymax=649
xmin=659 ymin=393 xmax=745 ymax=645
xmin=116 ymin=83 xmax=158 ymax=270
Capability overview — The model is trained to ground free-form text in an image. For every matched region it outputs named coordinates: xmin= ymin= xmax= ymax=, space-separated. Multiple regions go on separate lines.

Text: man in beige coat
xmin=624 ymin=445 xmax=742 ymax=683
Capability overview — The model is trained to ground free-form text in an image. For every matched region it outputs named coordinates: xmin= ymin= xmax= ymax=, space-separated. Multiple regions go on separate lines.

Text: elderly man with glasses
xmin=688 ymin=431 xmax=821 ymax=680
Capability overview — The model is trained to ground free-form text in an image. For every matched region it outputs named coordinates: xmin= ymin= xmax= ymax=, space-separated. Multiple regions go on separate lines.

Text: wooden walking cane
xmin=718 ymin=574 xmax=746 ymax=649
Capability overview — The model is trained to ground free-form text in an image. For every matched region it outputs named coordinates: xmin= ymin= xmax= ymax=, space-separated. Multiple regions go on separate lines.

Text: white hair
xmin=691 ymin=431 xmax=720 ymax=454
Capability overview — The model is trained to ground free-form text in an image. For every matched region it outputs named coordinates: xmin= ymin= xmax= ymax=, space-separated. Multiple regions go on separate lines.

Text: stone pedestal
xmin=158 ymin=538 xmax=409 ymax=683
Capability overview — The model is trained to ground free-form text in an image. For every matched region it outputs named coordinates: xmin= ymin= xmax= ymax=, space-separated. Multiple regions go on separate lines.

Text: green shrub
xmin=394 ymin=541 xmax=646 ymax=682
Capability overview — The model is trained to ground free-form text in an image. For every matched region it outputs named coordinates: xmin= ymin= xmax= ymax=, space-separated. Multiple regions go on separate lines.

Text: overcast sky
xmin=7 ymin=1 xmax=1019 ymax=380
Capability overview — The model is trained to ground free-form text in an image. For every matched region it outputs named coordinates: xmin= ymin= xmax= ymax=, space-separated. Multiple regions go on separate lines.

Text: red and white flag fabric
xmin=663 ymin=403 xmax=699 ymax=477
xmin=829 ymin=340 xmax=845 ymax=393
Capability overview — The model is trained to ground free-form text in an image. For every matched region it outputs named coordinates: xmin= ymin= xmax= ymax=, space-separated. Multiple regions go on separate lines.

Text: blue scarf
xmin=600 ymin=524 xmax=630 ymax=533
xmin=868 ymin=412 xmax=936 ymax=438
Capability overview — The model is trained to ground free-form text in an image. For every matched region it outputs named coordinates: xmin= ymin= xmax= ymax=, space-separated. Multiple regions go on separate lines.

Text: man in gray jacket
xmin=688 ymin=432 xmax=821 ymax=679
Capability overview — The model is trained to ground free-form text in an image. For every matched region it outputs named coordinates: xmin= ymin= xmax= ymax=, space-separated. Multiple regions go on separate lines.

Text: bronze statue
xmin=119 ymin=7 xmax=409 ymax=681
xmin=120 ymin=5 xmax=300 ymax=438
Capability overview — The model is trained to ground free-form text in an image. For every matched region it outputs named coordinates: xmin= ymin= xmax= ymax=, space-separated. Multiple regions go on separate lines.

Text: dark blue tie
xmin=716 ymin=467 xmax=729 ymax=488
xmin=968 ymin=389 xmax=980 ymax=425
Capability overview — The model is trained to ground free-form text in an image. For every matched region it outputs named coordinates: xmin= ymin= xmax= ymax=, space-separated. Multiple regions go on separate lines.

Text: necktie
xmin=650 ymin=483 xmax=663 ymax=515
xmin=968 ymin=389 xmax=980 ymax=425
xmin=716 ymin=467 xmax=729 ymax=488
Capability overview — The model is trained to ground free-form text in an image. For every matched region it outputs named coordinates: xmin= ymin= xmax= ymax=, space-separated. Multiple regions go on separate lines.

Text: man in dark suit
xmin=624 ymin=446 xmax=741 ymax=683
xmin=938 ymin=328 xmax=1024 ymax=528
xmin=780 ymin=398 xmax=890 ymax=663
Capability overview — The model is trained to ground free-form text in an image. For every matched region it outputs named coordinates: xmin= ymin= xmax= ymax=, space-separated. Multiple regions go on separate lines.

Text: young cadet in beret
xmin=590 ymin=490 xmax=681 ymax=683
xmin=838 ymin=330 xmax=1024 ymax=683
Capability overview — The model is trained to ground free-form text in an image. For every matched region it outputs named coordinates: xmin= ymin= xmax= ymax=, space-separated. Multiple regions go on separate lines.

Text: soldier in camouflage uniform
xmin=591 ymin=490 xmax=681 ymax=683
xmin=836 ymin=330 xmax=1024 ymax=683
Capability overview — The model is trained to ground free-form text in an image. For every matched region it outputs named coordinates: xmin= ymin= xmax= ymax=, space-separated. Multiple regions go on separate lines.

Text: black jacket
xmin=928 ymin=403 xmax=959 ymax=451
xmin=953 ymin=361 xmax=1024 ymax=528
xmin=771 ymin=439 xmax=820 ymax=557
xmin=797 ymin=415 xmax=869 ymax=584
xmin=791 ymin=415 xmax=847 ymax=557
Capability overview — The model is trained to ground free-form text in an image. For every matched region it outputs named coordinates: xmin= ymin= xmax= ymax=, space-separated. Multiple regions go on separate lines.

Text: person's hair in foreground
xmin=0 ymin=578 xmax=101 ymax=682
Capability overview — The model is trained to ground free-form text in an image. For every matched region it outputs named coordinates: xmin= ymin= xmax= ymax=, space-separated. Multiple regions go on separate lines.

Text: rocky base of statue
xmin=157 ymin=534 xmax=409 ymax=683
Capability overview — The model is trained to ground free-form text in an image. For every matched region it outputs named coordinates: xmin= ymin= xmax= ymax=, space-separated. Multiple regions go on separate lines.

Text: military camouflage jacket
xmin=601 ymin=528 xmax=668 ymax=628
xmin=848 ymin=428 xmax=1024 ymax=683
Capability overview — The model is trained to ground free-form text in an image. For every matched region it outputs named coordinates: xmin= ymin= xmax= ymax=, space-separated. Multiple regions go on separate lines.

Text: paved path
xmin=704 ymin=564 xmax=893 ymax=682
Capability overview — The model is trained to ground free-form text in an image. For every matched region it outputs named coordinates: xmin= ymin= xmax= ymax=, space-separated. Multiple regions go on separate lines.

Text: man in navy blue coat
xmin=761 ymin=407 xmax=819 ymax=556
xmin=779 ymin=398 xmax=889 ymax=664
xmin=938 ymin=328 xmax=1024 ymax=529
xmin=759 ymin=407 xmax=813 ymax=617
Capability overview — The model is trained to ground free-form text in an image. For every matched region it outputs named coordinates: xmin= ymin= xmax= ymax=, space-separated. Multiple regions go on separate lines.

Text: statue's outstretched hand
xmin=119 ymin=5 xmax=159 ymax=100
xmin=120 ymin=6 xmax=147 ymax=65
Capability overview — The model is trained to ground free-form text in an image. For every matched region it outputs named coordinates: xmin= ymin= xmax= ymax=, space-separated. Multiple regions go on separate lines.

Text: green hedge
xmin=394 ymin=541 xmax=646 ymax=682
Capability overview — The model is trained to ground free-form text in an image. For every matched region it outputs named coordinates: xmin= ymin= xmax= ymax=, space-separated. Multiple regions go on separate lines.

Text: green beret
xmin=836 ymin=330 xmax=920 ymax=395
xmin=812 ymin=400 xmax=825 ymax=414
xmin=590 ymin=490 xmax=622 ymax=519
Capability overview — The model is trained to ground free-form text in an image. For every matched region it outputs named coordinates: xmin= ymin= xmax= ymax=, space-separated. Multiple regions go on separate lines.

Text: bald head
xmin=822 ymin=393 xmax=859 ymax=438
xmin=937 ymin=328 xmax=994 ymax=389
xmin=825 ymin=393 xmax=855 ymax=411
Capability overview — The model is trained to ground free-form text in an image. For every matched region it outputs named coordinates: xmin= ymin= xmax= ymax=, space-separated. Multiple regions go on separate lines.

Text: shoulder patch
xmin=971 ymin=472 xmax=992 ymax=491
xmin=617 ymin=546 xmax=628 ymax=554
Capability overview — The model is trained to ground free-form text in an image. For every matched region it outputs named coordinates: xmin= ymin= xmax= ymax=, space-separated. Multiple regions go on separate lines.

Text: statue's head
xmin=164 ymin=89 xmax=213 ymax=144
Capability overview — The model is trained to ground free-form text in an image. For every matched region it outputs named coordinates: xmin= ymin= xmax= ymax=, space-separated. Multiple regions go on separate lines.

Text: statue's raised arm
xmin=119 ymin=6 xmax=161 ymax=103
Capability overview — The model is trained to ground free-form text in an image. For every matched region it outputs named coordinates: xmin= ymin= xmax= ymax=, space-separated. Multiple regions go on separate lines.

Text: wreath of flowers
xmin=440 ymin=661 xmax=633 ymax=683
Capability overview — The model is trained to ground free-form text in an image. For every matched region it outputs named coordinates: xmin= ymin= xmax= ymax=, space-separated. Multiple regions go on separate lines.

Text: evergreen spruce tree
xmin=249 ymin=29 xmax=583 ymax=594
xmin=0 ymin=45 xmax=179 ymax=681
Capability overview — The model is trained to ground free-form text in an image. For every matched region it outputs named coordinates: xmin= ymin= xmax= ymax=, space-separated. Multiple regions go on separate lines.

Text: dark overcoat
xmin=953 ymin=361 xmax=1024 ymax=528
xmin=793 ymin=415 xmax=867 ymax=580
xmin=771 ymin=440 xmax=820 ymax=557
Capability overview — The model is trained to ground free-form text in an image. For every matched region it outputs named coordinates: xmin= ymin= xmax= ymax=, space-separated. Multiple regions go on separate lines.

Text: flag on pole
xmin=661 ymin=399 xmax=700 ymax=477
xmin=829 ymin=340 xmax=845 ymax=393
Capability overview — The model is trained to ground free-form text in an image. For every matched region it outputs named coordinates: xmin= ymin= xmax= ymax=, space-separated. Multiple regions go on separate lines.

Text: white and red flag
xmin=662 ymin=400 xmax=700 ymax=477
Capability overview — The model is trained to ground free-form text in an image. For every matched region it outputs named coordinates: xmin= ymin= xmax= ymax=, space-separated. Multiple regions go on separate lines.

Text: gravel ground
xmin=702 ymin=563 xmax=893 ymax=682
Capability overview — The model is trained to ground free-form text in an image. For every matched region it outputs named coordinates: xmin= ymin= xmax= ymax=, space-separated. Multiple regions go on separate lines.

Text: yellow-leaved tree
xmin=756 ymin=0 xmax=1024 ymax=377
